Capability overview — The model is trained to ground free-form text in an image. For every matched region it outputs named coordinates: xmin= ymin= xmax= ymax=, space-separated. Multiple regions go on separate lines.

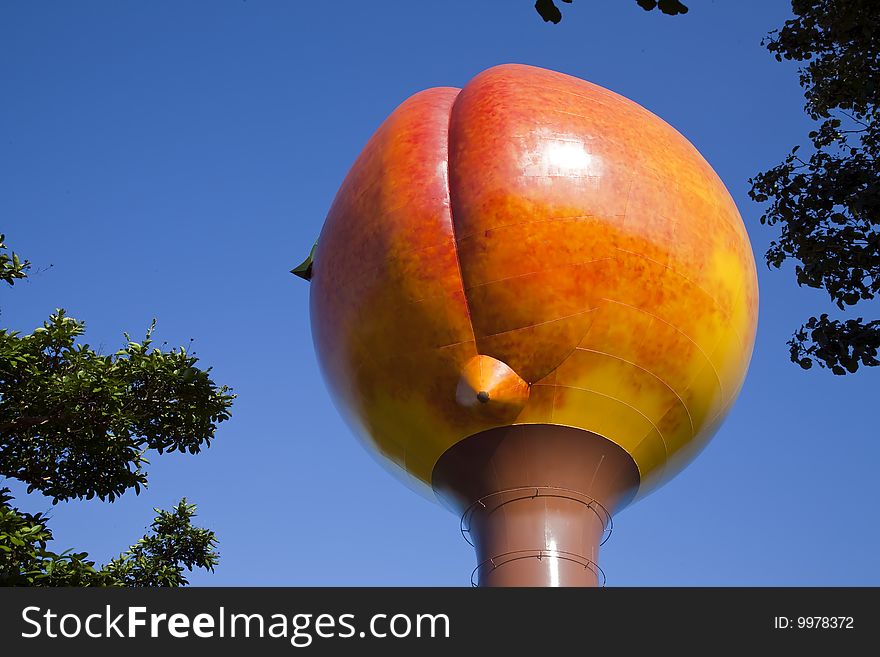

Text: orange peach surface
xmin=310 ymin=64 xmax=758 ymax=499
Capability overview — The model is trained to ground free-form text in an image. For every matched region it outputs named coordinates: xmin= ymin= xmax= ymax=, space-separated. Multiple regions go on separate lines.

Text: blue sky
xmin=2 ymin=1 xmax=878 ymax=586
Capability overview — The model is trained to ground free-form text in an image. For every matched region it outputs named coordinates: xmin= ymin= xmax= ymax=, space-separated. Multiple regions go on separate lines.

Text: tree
xmin=534 ymin=0 xmax=688 ymax=25
xmin=749 ymin=0 xmax=880 ymax=374
xmin=1 ymin=492 xmax=218 ymax=586
xmin=0 ymin=236 xmax=234 ymax=585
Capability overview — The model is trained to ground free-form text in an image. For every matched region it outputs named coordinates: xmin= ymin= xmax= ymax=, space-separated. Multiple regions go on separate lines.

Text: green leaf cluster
xmin=0 ymin=235 xmax=30 ymax=286
xmin=0 ymin=310 xmax=234 ymax=503
xmin=101 ymin=499 xmax=219 ymax=587
xmin=1 ymin=236 xmax=231 ymax=586
xmin=1 ymin=489 xmax=218 ymax=587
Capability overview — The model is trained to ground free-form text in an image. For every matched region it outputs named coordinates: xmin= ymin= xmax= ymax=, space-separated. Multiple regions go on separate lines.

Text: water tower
xmin=298 ymin=64 xmax=758 ymax=586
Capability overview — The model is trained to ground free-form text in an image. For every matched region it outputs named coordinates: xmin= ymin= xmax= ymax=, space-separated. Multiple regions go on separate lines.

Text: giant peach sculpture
xmin=299 ymin=64 xmax=758 ymax=586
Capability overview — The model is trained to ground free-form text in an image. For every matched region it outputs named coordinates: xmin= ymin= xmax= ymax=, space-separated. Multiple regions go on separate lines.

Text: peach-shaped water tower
xmin=299 ymin=64 xmax=758 ymax=586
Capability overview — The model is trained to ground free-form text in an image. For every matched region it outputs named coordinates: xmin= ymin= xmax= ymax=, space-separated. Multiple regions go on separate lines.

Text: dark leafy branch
xmin=749 ymin=0 xmax=880 ymax=374
xmin=789 ymin=314 xmax=880 ymax=374
xmin=535 ymin=0 xmax=688 ymax=24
